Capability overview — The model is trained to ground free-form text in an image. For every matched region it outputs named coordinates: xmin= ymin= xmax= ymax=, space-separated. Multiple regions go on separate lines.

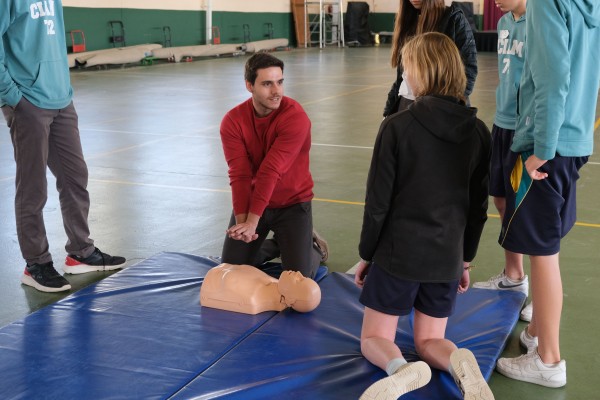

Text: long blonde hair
xmin=401 ymin=32 xmax=466 ymax=102
xmin=390 ymin=0 xmax=446 ymax=68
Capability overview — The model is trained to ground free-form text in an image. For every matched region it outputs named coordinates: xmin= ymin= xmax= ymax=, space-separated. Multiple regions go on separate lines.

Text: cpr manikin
xmin=200 ymin=263 xmax=321 ymax=314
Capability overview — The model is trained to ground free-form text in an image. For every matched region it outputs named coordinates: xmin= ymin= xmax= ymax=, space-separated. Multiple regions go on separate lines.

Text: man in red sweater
xmin=219 ymin=53 xmax=327 ymax=279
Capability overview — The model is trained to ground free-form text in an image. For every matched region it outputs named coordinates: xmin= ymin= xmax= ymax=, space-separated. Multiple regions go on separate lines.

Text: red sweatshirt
xmin=220 ymin=97 xmax=314 ymax=217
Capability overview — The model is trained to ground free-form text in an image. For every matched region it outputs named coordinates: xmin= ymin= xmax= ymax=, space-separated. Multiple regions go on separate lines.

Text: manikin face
xmin=408 ymin=0 xmax=422 ymax=10
xmin=278 ymin=271 xmax=321 ymax=313
xmin=246 ymin=66 xmax=284 ymax=117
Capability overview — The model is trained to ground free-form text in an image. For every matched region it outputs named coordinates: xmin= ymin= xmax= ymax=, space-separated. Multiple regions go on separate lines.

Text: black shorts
xmin=359 ymin=263 xmax=459 ymax=318
xmin=499 ymin=151 xmax=588 ymax=255
xmin=489 ymin=125 xmax=516 ymax=198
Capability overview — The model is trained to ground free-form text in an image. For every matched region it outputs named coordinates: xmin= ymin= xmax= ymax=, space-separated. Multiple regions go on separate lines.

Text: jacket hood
xmin=574 ymin=0 xmax=600 ymax=28
xmin=407 ymin=95 xmax=477 ymax=144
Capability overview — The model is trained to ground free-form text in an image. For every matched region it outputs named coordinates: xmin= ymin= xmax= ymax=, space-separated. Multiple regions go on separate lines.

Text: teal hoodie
xmin=495 ymin=11 xmax=526 ymax=129
xmin=0 ymin=0 xmax=73 ymax=109
xmin=512 ymin=0 xmax=600 ymax=159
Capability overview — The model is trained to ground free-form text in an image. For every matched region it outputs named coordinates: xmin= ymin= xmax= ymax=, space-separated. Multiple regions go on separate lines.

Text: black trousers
xmin=221 ymin=201 xmax=321 ymax=278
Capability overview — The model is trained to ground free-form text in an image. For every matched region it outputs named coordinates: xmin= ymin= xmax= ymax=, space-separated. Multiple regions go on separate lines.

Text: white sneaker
xmin=472 ymin=272 xmax=529 ymax=296
xmin=519 ymin=326 xmax=538 ymax=353
xmin=359 ymin=361 xmax=431 ymax=400
xmin=450 ymin=348 xmax=495 ymax=400
xmin=520 ymin=301 xmax=533 ymax=322
xmin=496 ymin=351 xmax=566 ymax=388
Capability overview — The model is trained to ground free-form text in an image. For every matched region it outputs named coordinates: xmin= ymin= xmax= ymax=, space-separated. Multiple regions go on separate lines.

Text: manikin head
xmin=278 ymin=271 xmax=321 ymax=313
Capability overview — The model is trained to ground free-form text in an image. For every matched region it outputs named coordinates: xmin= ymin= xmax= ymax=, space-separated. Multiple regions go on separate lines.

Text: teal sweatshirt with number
xmin=0 ymin=0 xmax=73 ymax=109
xmin=495 ymin=11 xmax=526 ymax=130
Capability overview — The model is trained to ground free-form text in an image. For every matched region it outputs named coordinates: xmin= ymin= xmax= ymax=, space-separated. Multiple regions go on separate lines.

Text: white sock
xmin=386 ymin=357 xmax=407 ymax=376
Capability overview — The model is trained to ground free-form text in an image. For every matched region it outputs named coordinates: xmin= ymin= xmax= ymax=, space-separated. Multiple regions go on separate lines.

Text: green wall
xmin=63 ymin=8 xmax=294 ymax=52
xmin=62 ymin=7 xmax=481 ymax=52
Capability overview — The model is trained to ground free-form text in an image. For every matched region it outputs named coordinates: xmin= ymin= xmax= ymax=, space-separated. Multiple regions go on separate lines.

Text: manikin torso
xmin=200 ymin=263 xmax=321 ymax=315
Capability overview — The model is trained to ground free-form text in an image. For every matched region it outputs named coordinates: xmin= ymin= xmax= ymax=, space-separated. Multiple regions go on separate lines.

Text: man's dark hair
xmin=244 ymin=53 xmax=284 ymax=85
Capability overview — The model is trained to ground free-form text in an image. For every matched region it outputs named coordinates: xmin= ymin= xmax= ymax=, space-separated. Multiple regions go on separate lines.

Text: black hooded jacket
xmin=359 ymin=95 xmax=491 ymax=282
xmin=383 ymin=4 xmax=478 ymax=117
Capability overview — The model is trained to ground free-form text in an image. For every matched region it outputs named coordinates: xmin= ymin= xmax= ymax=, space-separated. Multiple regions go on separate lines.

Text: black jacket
xmin=359 ymin=95 xmax=491 ymax=282
xmin=383 ymin=4 xmax=478 ymax=117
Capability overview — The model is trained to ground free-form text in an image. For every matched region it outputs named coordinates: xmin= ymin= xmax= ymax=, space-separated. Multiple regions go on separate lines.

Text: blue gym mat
xmin=0 ymin=252 xmax=524 ymax=399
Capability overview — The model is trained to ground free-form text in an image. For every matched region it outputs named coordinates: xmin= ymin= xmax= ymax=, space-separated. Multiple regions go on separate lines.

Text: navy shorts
xmin=359 ymin=263 xmax=459 ymax=318
xmin=499 ymin=151 xmax=588 ymax=255
xmin=489 ymin=125 xmax=516 ymax=197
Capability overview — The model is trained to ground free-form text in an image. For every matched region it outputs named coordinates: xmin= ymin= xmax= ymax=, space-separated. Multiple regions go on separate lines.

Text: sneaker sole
xmin=359 ymin=361 xmax=431 ymax=400
xmin=21 ymin=274 xmax=71 ymax=293
xmin=63 ymin=260 xmax=126 ymax=274
xmin=496 ymin=358 xmax=566 ymax=388
xmin=471 ymin=283 xmax=529 ymax=296
xmin=450 ymin=349 xmax=495 ymax=400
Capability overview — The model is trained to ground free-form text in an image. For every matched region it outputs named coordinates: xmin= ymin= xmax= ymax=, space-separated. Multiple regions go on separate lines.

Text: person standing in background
xmin=383 ymin=0 xmax=477 ymax=117
xmin=496 ymin=0 xmax=600 ymax=388
xmin=1 ymin=0 xmax=126 ymax=293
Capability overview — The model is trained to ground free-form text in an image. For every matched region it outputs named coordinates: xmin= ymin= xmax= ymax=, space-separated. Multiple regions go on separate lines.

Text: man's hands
xmin=227 ymin=213 xmax=260 ymax=243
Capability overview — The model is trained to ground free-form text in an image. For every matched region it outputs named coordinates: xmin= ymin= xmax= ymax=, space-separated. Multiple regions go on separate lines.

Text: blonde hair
xmin=401 ymin=32 xmax=466 ymax=101
xmin=390 ymin=0 xmax=446 ymax=68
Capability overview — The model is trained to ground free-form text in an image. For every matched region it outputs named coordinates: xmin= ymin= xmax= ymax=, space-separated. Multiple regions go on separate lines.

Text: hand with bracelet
xmin=458 ymin=261 xmax=472 ymax=294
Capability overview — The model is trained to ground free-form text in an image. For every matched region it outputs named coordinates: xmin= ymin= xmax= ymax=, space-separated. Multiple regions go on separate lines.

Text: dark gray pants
xmin=221 ymin=201 xmax=321 ymax=278
xmin=2 ymin=98 xmax=94 ymax=265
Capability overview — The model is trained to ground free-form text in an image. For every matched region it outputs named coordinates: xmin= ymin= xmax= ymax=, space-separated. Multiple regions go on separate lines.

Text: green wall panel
xmin=63 ymin=8 xmax=294 ymax=52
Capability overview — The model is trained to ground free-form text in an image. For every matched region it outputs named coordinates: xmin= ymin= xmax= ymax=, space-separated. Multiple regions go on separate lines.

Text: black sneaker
xmin=63 ymin=247 xmax=126 ymax=274
xmin=21 ymin=261 xmax=72 ymax=292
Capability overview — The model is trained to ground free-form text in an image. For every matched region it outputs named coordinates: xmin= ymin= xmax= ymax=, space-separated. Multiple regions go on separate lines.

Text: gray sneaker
xmin=496 ymin=350 xmax=566 ymax=388
xmin=519 ymin=326 xmax=538 ymax=353
xmin=472 ymin=272 xmax=529 ymax=296
xmin=64 ymin=247 xmax=126 ymax=274
xmin=360 ymin=361 xmax=431 ymax=400
xmin=21 ymin=261 xmax=71 ymax=293
xmin=450 ymin=348 xmax=495 ymax=399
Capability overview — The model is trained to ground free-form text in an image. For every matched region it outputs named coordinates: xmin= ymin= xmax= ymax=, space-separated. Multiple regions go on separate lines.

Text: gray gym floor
xmin=0 ymin=46 xmax=598 ymax=399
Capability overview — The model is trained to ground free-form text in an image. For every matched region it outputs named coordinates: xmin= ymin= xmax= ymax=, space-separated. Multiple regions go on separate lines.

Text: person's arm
xmin=458 ymin=262 xmax=471 ymax=293
xmin=527 ymin=0 xmax=569 ymax=161
xmin=247 ymin=105 xmax=311 ymax=217
xmin=220 ymin=111 xmax=253 ymax=216
xmin=0 ymin=4 xmax=22 ymax=107
xmin=450 ymin=11 xmax=478 ymax=97
xmin=383 ymin=66 xmax=403 ymax=117
xmin=463 ymin=120 xmax=491 ymax=263
xmin=358 ymin=118 xmax=398 ymax=263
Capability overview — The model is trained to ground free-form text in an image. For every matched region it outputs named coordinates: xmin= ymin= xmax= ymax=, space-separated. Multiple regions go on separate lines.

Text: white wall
xmin=63 ymin=0 xmax=482 ymax=14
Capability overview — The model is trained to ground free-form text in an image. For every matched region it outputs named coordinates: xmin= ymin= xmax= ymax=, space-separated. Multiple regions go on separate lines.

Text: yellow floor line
xmin=595 ymin=117 xmax=600 ymax=131
xmin=5 ymin=176 xmax=599 ymax=228
xmin=312 ymin=197 xmax=600 ymax=228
